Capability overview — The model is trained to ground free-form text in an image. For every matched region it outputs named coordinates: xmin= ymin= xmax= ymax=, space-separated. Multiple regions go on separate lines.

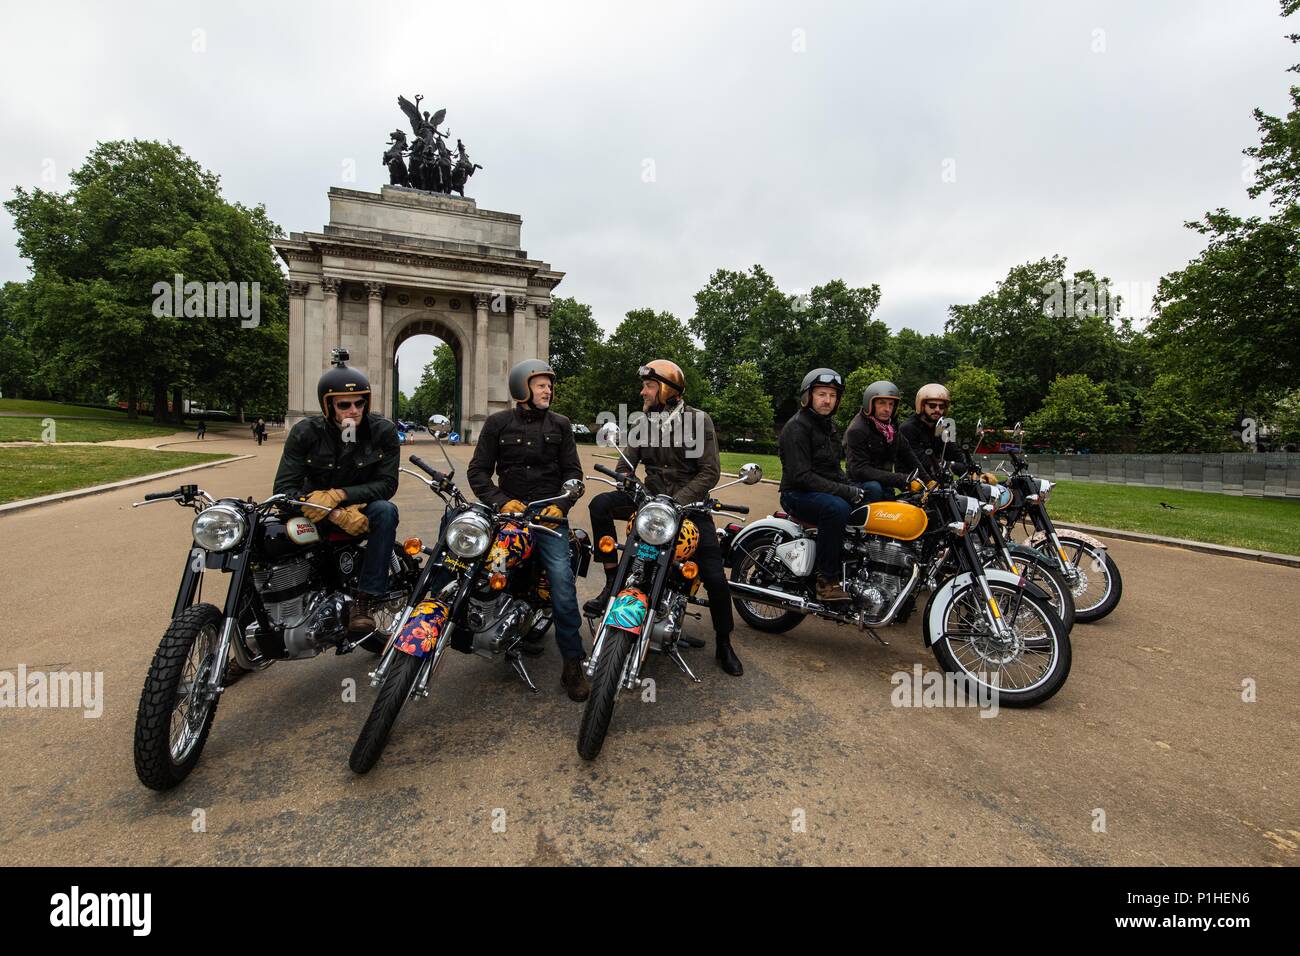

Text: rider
xmin=582 ymin=359 xmax=744 ymax=676
xmin=843 ymin=380 xmax=921 ymax=502
xmin=899 ymin=383 xmax=967 ymax=481
xmin=466 ymin=359 xmax=590 ymax=702
xmin=777 ymin=369 xmax=865 ymax=605
xmin=273 ymin=352 xmax=400 ymax=634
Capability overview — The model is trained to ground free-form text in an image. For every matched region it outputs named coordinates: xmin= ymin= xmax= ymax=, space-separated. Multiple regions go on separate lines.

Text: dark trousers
xmin=588 ymin=490 xmax=732 ymax=638
xmin=780 ymin=490 xmax=851 ymax=579
xmin=357 ymin=499 xmax=400 ymax=595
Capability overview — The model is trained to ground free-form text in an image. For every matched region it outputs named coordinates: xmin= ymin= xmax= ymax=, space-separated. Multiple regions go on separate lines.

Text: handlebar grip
xmin=144 ymin=489 xmax=178 ymax=501
xmin=715 ymin=503 xmax=749 ymax=515
xmin=594 ymin=463 xmax=621 ymax=479
xmin=408 ymin=455 xmax=444 ymax=481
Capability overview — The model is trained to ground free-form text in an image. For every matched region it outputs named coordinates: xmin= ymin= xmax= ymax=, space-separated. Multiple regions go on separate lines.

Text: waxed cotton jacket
xmin=273 ymin=413 xmax=400 ymax=505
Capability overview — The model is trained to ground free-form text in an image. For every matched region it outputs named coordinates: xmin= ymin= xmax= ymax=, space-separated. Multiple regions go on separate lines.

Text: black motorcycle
xmin=577 ymin=424 xmax=758 ymax=761
xmin=132 ymin=484 xmax=420 ymax=790
xmin=349 ymin=440 xmax=591 ymax=774
xmin=993 ymin=422 xmax=1124 ymax=623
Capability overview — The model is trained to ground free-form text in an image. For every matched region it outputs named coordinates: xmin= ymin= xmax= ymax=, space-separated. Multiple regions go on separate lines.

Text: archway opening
xmin=394 ymin=323 xmax=463 ymax=437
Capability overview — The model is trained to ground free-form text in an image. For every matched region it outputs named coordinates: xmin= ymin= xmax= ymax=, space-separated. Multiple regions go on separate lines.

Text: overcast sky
xmin=1 ymin=0 xmax=1294 ymax=395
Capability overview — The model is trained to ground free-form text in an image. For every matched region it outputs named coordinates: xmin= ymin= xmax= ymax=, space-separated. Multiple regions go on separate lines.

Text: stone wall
xmin=970 ymin=452 xmax=1300 ymax=498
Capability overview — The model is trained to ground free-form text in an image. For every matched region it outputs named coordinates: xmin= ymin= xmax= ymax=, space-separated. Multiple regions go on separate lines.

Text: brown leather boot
xmin=561 ymin=657 xmax=591 ymax=702
xmin=348 ymin=593 xmax=377 ymax=634
xmin=815 ymin=574 xmax=852 ymax=605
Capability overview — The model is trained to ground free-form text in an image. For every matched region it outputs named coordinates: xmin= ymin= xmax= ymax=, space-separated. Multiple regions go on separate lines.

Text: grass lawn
xmin=0 ymin=446 xmax=234 ymax=504
xmin=1041 ymin=480 xmax=1300 ymax=556
xmin=0 ymin=417 xmax=180 ymax=443
xmin=0 ymin=399 xmax=134 ymax=419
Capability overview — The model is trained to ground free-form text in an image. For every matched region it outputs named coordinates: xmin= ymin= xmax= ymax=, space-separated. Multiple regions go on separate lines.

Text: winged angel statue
xmin=384 ymin=94 xmax=483 ymax=196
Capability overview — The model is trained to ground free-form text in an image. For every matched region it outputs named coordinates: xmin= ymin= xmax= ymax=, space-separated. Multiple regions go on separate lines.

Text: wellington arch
xmin=274 ymin=185 xmax=563 ymax=441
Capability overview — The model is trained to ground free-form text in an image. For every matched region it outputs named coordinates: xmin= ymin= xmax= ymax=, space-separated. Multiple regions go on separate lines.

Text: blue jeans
xmin=780 ymin=490 xmax=851 ymax=578
xmin=358 ymin=499 xmax=399 ymax=595
xmin=858 ymin=481 xmax=891 ymax=503
xmin=534 ymin=525 xmax=585 ymax=659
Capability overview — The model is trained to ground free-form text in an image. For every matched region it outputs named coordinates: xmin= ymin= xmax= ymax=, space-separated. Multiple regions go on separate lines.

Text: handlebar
xmin=409 ymin=454 xmax=445 ymax=482
xmin=594 ymin=463 xmax=622 ymax=480
xmin=714 ymin=502 xmax=749 ymax=515
xmin=144 ymin=489 xmax=178 ymax=501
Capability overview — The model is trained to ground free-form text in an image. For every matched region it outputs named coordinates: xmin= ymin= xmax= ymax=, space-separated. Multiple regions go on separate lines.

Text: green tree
xmin=1138 ymin=374 xmax=1236 ymax=452
xmin=0 ymin=282 xmax=42 ymax=399
xmin=548 ymin=296 xmax=602 ymax=380
xmin=702 ymin=360 xmax=775 ymax=444
xmin=1023 ymin=374 xmax=1125 ymax=452
xmin=946 ymin=363 xmax=1006 ymax=442
xmin=885 ymin=327 xmax=961 ymax=410
xmin=4 ymin=139 xmax=286 ymax=423
xmin=577 ymin=308 xmax=706 ymax=422
xmin=407 ymin=344 xmax=457 ymax=424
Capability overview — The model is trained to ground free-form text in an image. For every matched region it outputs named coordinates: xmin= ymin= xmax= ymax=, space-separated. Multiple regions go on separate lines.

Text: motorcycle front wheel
xmin=349 ymin=653 xmax=422 ymax=774
xmin=577 ymin=627 xmax=635 ymax=761
xmin=1048 ymin=537 xmax=1123 ymax=623
xmin=1004 ymin=545 xmax=1076 ymax=635
xmin=925 ymin=582 xmax=1071 ymax=708
xmin=133 ymin=603 xmax=224 ymax=791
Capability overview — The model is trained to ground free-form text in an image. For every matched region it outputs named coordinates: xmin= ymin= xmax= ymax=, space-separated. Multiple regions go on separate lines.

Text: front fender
xmin=605 ymin=588 xmax=649 ymax=635
xmin=394 ymin=599 xmax=451 ymax=658
xmin=922 ymin=569 xmax=1049 ymax=648
xmin=1029 ymin=529 xmax=1107 ymax=552
xmin=725 ymin=517 xmax=808 ymax=568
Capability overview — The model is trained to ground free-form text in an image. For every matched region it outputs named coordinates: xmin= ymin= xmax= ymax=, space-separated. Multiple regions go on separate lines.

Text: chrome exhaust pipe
xmin=729 ymin=581 xmax=824 ymax=614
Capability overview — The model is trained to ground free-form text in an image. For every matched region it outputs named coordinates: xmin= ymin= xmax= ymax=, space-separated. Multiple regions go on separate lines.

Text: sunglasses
xmin=334 ymin=398 xmax=367 ymax=411
xmin=923 ymin=401 xmax=948 ymax=409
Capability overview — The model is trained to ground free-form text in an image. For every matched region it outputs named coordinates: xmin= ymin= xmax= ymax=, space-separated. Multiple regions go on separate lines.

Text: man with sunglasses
xmin=777 ymin=368 xmax=865 ymax=605
xmin=582 ymin=359 xmax=743 ymax=676
xmin=273 ymin=350 xmax=401 ymax=634
xmin=899 ymin=383 xmax=967 ymax=481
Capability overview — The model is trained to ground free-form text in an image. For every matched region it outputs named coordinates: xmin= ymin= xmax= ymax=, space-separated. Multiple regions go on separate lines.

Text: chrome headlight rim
xmin=1038 ymin=478 xmax=1055 ymax=502
xmin=446 ymin=512 xmax=492 ymax=558
xmin=957 ymin=494 xmax=982 ymax=531
xmin=634 ymin=500 xmax=679 ymax=546
xmin=192 ymin=503 xmax=248 ymax=553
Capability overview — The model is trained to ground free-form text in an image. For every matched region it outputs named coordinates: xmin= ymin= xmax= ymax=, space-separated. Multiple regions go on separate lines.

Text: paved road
xmin=1 ymin=430 xmax=1296 ymax=865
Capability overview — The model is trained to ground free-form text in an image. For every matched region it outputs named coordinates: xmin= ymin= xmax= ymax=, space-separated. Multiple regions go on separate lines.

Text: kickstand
xmin=507 ymin=651 xmax=539 ymax=692
xmin=864 ymin=626 xmax=889 ymax=647
xmin=666 ymin=645 xmax=702 ymax=683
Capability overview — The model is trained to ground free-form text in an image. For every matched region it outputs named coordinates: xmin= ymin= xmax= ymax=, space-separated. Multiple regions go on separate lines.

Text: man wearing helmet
xmin=900 ymin=383 xmax=966 ymax=480
xmin=582 ymin=359 xmax=743 ymax=676
xmin=467 ymin=359 xmax=590 ymax=701
xmin=777 ymin=369 xmax=865 ymax=605
xmin=273 ymin=349 xmax=401 ymax=634
xmin=844 ymin=380 xmax=921 ymax=502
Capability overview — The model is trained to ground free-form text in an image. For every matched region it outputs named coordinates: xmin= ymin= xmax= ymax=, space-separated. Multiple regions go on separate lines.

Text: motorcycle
xmin=349 ymin=426 xmax=591 ymax=773
xmin=131 ymin=484 xmax=421 ymax=790
xmin=951 ymin=420 xmax=1076 ymax=635
xmin=576 ymin=423 xmax=760 ymax=760
xmin=992 ymin=422 xmax=1124 ymax=623
xmin=721 ymin=418 xmax=1072 ymax=708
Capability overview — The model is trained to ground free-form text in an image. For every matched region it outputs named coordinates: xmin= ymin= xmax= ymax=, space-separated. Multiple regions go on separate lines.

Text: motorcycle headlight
xmin=1038 ymin=478 xmax=1055 ymax=503
xmin=993 ymin=484 xmax=1013 ymax=511
xmin=634 ymin=501 xmax=679 ymax=546
xmin=192 ymin=504 xmax=247 ymax=552
xmin=446 ymin=512 xmax=492 ymax=558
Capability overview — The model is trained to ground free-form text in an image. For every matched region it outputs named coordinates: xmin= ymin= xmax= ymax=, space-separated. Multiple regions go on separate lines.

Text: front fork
xmin=960 ymin=536 xmax=1016 ymax=641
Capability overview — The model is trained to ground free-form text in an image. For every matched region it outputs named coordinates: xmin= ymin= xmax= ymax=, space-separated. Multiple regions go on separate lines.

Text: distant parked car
xmin=572 ymin=423 xmax=591 ymax=436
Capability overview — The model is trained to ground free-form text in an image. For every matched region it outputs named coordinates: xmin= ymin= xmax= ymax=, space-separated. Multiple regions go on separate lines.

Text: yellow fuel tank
xmin=862 ymin=501 xmax=928 ymax=541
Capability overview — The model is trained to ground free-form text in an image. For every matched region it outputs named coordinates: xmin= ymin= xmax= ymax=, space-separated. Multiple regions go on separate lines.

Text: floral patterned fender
xmin=604 ymin=588 xmax=648 ymax=635
xmin=394 ymin=600 xmax=451 ymax=657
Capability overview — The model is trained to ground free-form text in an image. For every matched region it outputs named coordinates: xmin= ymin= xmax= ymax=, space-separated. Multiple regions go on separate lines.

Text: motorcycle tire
xmin=577 ymin=627 xmax=634 ymax=761
xmin=349 ymin=653 xmax=422 ymax=774
xmin=133 ymin=603 xmax=224 ymax=791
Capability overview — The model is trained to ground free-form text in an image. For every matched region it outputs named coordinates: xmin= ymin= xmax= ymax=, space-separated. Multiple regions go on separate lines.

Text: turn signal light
xmin=403 ymin=537 xmax=424 ymax=556
xmin=680 ymin=561 xmax=699 ymax=580
xmin=489 ymin=572 xmax=507 ymax=591
xmin=598 ymin=535 xmax=616 ymax=553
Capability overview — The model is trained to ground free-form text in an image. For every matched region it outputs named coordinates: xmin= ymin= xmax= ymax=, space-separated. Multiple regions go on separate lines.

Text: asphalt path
xmin=1 ymin=429 xmax=1296 ymax=865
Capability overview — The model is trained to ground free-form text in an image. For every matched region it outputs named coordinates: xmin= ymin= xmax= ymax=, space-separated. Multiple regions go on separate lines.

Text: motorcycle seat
xmin=775 ymin=511 xmax=819 ymax=530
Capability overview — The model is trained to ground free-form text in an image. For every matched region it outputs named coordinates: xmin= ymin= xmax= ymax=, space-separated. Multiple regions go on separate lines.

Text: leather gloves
xmin=302 ymin=488 xmax=345 ymax=521
xmin=501 ymin=499 xmax=527 ymax=516
xmin=539 ymin=504 xmax=565 ymax=526
xmin=331 ymin=503 xmax=370 ymax=536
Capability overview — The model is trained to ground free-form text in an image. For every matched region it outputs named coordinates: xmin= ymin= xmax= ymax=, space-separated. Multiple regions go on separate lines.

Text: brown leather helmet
xmin=914 ymin=383 xmax=951 ymax=415
xmin=639 ymin=359 xmax=685 ymax=405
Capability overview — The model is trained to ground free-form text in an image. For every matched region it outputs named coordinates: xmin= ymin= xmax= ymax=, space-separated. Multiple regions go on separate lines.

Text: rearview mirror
xmin=596 ymin=422 xmax=621 ymax=448
xmin=738 ymin=462 xmax=763 ymax=485
xmin=563 ymin=478 xmax=585 ymax=500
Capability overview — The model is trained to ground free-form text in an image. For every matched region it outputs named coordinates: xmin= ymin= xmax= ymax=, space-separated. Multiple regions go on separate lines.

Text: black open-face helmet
xmin=318 ymin=348 xmax=371 ymax=418
xmin=799 ymin=368 xmax=844 ymax=413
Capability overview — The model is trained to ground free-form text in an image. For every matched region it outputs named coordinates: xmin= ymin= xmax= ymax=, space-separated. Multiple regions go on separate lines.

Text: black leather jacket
xmin=778 ymin=406 xmax=859 ymax=501
xmin=273 ymin=413 xmax=400 ymax=505
xmin=467 ymin=405 xmax=583 ymax=514
xmin=843 ymin=411 xmax=921 ymax=488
